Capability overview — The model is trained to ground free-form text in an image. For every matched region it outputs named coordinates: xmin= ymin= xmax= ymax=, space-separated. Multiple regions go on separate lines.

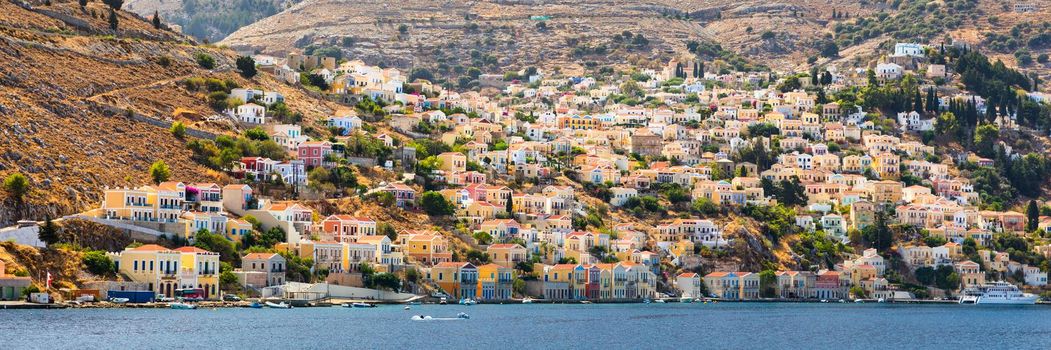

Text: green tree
xmin=973 ymin=124 xmax=999 ymax=158
xmin=398 ymin=24 xmax=409 ymax=34
xmin=38 ymin=216 xmax=60 ymax=246
xmin=378 ymin=223 xmax=397 ymax=241
xmin=236 ymin=56 xmax=257 ymax=79
xmin=914 ymin=266 xmax=935 ymax=285
xmin=102 ymin=0 xmax=122 ymax=9
xmin=3 ymin=172 xmax=30 ymax=202
xmin=193 ymin=229 xmax=239 ymax=264
xmin=371 ymin=273 xmax=401 ymax=292
xmin=759 ymin=270 xmax=777 ymax=298
xmin=151 ymin=10 xmax=161 ymax=29
xmin=108 ymin=8 xmax=118 ymax=31
xmin=473 ymin=231 xmax=493 ymax=245
xmin=78 ymin=0 xmax=87 ymax=7
xmin=194 ymin=53 xmax=216 ymax=70
xmin=1027 ymin=199 xmax=1040 ymax=232
xmin=149 ymin=160 xmax=171 ymax=184
xmin=170 ymin=121 xmax=186 ymax=138
xmin=862 ymin=210 xmax=893 ymax=251
xmin=82 ymin=251 xmax=115 ymax=276
xmin=419 ymin=191 xmax=455 ymax=216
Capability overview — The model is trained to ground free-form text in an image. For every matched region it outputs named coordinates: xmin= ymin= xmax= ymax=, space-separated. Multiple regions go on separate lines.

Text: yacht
xmin=959 ymin=282 xmax=1038 ymax=305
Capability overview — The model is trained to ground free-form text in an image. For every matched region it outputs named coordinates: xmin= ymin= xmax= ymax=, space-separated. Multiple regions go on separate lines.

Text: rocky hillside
xmin=123 ymin=0 xmax=300 ymax=43
xmin=0 ymin=1 xmax=339 ymax=226
xmin=214 ymin=0 xmax=1051 ymax=88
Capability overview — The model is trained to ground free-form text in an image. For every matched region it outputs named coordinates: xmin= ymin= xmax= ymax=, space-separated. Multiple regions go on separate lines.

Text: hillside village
xmin=5 ymin=0 xmax=1051 ymax=306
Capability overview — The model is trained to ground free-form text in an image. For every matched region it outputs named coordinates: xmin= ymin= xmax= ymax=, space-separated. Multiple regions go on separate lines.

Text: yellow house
xmin=437 ymin=152 xmax=467 ymax=173
xmin=226 ymin=218 xmax=253 ymax=243
xmin=175 ymin=247 xmax=221 ymax=299
xmin=109 ymin=244 xmax=181 ymax=297
xmin=476 ymin=263 xmax=514 ymax=300
xmin=109 ymin=244 xmax=220 ymax=299
xmin=486 ymin=244 xmax=528 ymax=268
xmin=403 ymin=234 xmax=452 ymax=265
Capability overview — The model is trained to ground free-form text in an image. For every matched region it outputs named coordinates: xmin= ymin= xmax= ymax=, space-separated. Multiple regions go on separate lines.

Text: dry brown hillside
xmin=0 ymin=1 xmax=336 ymax=225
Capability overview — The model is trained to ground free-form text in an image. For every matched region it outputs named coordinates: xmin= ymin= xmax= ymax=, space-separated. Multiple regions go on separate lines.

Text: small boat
xmin=521 ymin=297 xmax=534 ymax=304
xmin=170 ymin=302 xmax=197 ymax=310
xmin=642 ymin=298 xmax=651 ymax=304
xmin=654 ymin=299 xmax=666 ymax=303
xmin=249 ymin=302 xmax=264 ymax=309
xmin=408 ymin=301 xmax=422 ymax=305
xmin=411 ymin=312 xmax=470 ymax=321
xmin=110 ymin=298 xmax=129 ymax=304
xmin=854 ymin=299 xmax=865 ymax=304
xmin=877 ymin=298 xmax=886 ymax=303
xmin=680 ymin=297 xmax=694 ymax=303
xmin=404 ymin=306 xmax=411 ymax=310
xmin=350 ymin=302 xmax=376 ymax=308
xmin=266 ymin=301 xmax=292 ymax=309
xmin=439 ymin=297 xmax=448 ymax=305
xmin=458 ymin=298 xmax=477 ymax=305
xmin=580 ymin=300 xmax=592 ymax=304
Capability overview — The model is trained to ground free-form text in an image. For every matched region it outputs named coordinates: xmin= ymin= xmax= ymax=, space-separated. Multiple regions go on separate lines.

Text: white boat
xmin=458 ymin=298 xmax=478 ymax=305
xmin=109 ymin=298 xmax=129 ymax=304
xmin=654 ymin=299 xmax=666 ymax=303
xmin=404 ymin=306 xmax=411 ymax=310
xmin=642 ymin=298 xmax=651 ymax=304
xmin=959 ymin=282 xmax=1038 ymax=305
xmin=344 ymin=302 xmax=375 ymax=308
xmin=411 ymin=312 xmax=470 ymax=321
xmin=680 ymin=297 xmax=694 ymax=303
xmin=170 ymin=302 xmax=197 ymax=310
xmin=266 ymin=301 xmax=292 ymax=309
xmin=521 ymin=297 xmax=534 ymax=304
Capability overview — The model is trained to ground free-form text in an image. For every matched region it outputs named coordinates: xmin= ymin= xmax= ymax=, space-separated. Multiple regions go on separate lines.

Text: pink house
xmin=298 ymin=141 xmax=333 ymax=168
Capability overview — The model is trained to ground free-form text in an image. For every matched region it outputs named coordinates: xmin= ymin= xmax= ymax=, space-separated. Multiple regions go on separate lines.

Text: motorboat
xmin=109 ymin=298 xmax=129 ymax=304
xmin=346 ymin=302 xmax=376 ymax=308
xmin=458 ymin=298 xmax=478 ymax=305
xmin=439 ymin=297 xmax=448 ymax=305
xmin=521 ymin=297 xmax=534 ymax=304
xmin=680 ymin=297 xmax=694 ymax=303
xmin=654 ymin=299 xmax=666 ymax=303
xmin=170 ymin=302 xmax=197 ymax=310
xmin=404 ymin=306 xmax=411 ymax=310
xmin=411 ymin=312 xmax=470 ymax=321
xmin=959 ymin=282 xmax=1038 ymax=305
xmin=249 ymin=302 xmax=264 ymax=309
xmin=266 ymin=301 xmax=292 ymax=309
xmin=642 ymin=298 xmax=651 ymax=304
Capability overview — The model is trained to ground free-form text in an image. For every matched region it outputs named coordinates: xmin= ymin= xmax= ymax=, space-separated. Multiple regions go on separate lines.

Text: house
xmin=476 ymin=263 xmax=514 ymax=300
xmin=320 ymin=215 xmax=377 ymax=243
xmin=237 ymin=253 xmax=286 ymax=288
xmin=328 ymin=114 xmax=363 ymax=135
xmin=379 ymin=183 xmax=417 ymax=208
xmin=487 ymin=244 xmax=528 ymax=268
xmin=609 ymin=187 xmax=638 ymax=207
xmin=676 ymin=272 xmax=703 ymax=298
xmin=875 ymin=63 xmax=903 ymax=81
xmin=955 ymin=260 xmax=984 ymax=289
xmin=232 ymin=103 xmax=267 ymax=124
xmin=428 ymin=262 xmax=478 ymax=299
xmin=437 ymin=152 xmax=468 ymax=173
xmin=0 ymin=261 xmax=31 ymax=301
xmin=109 ymin=244 xmax=220 ymax=299
xmin=298 ymin=141 xmax=333 ymax=168
xmin=403 ymin=233 xmax=453 ymax=265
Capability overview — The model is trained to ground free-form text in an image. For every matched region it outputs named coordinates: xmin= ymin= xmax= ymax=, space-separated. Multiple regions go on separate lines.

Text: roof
xmin=129 ymin=244 xmax=171 ymax=252
xmin=487 ymin=243 xmax=524 ymax=250
xmin=174 ymin=246 xmax=214 ymax=254
xmin=243 ymin=253 xmax=279 ymax=260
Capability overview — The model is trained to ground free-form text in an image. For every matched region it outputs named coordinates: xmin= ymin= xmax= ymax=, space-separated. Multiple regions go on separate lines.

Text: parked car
xmin=222 ymin=294 xmax=242 ymax=302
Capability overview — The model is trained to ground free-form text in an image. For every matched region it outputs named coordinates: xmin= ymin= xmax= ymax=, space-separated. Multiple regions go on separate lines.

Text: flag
xmin=46 ymin=271 xmax=52 ymax=290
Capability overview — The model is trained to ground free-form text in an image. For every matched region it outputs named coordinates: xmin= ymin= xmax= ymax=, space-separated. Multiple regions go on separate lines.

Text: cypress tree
xmin=108 ymin=8 xmax=118 ymax=31
xmin=152 ymin=10 xmax=161 ymax=30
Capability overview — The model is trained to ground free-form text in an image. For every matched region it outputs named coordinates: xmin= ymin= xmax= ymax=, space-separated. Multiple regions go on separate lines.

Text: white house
xmin=328 ymin=115 xmax=363 ymax=135
xmin=609 ymin=187 xmax=638 ymax=207
xmin=893 ymin=43 xmax=925 ymax=57
xmin=897 ymin=111 xmax=935 ymax=132
xmin=230 ymin=88 xmax=284 ymax=106
xmin=875 ymin=63 xmax=903 ymax=81
xmin=232 ymin=103 xmax=266 ymax=124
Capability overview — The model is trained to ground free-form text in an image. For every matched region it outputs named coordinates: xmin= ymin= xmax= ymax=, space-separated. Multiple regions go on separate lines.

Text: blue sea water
xmin=2 ymin=302 xmax=1050 ymax=349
